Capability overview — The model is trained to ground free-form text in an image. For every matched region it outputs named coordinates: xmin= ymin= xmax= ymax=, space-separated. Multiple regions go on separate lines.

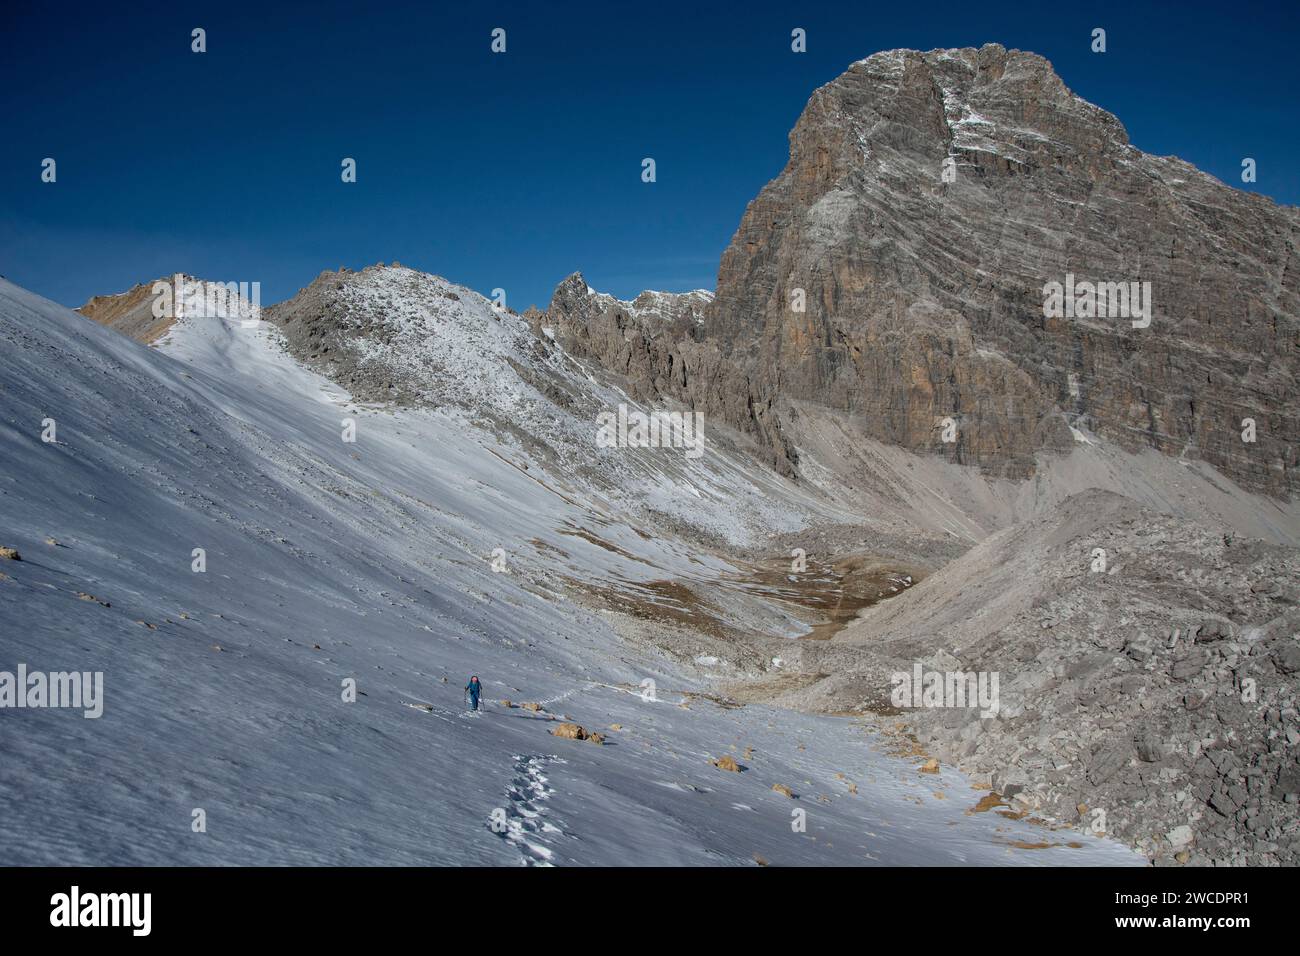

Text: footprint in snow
xmin=493 ymin=755 xmax=567 ymax=867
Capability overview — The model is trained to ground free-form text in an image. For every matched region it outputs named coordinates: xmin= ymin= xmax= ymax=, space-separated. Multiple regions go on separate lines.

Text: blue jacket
xmin=465 ymin=679 xmax=482 ymax=699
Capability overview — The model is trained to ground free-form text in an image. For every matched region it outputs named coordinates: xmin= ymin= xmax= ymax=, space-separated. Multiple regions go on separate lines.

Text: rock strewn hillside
xmin=264 ymin=263 xmax=563 ymax=414
xmin=829 ymin=489 xmax=1300 ymax=865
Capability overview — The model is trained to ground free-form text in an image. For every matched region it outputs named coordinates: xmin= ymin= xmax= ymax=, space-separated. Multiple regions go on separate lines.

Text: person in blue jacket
xmin=465 ymin=675 xmax=483 ymax=711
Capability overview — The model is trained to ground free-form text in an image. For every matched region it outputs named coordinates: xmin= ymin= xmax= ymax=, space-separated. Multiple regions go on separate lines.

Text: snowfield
xmin=0 ymin=278 xmax=1144 ymax=866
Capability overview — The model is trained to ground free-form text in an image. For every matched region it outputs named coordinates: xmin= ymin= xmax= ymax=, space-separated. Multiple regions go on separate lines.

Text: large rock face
xmin=527 ymin=274 xmax=798 ymax=472
xmin=541 ymin=45 xmax=1300 ymax=495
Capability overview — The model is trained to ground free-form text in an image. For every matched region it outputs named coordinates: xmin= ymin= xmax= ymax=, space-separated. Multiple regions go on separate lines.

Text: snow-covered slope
xmin=265 ymin=266 xmax=840 ymax=549
xmin=0 ymin=277 xmax=1142 ymax=865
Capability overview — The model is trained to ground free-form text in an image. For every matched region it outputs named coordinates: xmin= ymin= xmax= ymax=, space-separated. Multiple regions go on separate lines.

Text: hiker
xmin=465 ymin=675 xmax=483 ymax=711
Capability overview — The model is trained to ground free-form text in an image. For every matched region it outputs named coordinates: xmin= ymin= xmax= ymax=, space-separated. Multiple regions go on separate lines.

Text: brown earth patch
xmin=719 ymin=553 xmax=924 ymax=642
xmin=528 ymin=538 xmax=571 ymax=560
xmin=556 ymin=525 xmax=651 ymax=564
xmin=561 ymin=575 xmax=735 ymax=640
xmin=968 ymin=793 xmax=1011 ymax=814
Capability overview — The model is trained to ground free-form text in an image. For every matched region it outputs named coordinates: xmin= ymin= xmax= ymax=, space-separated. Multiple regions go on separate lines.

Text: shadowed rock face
xmin=541 ymin=44 xmax=1300 ymax=495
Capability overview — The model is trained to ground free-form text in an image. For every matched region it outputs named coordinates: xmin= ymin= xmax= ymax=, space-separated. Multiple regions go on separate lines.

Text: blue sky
xmin=2 ymin=0 xmax=1296 ymax=311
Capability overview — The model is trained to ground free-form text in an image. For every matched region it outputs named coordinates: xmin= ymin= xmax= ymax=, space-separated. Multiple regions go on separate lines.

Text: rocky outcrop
xmin=78 ymin=280 xmax=176 ymax=343
xmin=528 ymin=273 xmax=798 ymax=473
xmin=532 ymin=281 xmax=713 ymax=331
xmin=78 ymin=275 xmax=262 ymax=345
xmin=78 ymin=275 xmax=188 ymax=344
xmin=536 ymin=45 xmax=1299 ymax=495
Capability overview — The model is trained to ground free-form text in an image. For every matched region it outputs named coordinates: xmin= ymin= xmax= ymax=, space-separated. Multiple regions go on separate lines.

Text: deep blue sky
xmin=2 ymin=0 xmax=1296 ymax=311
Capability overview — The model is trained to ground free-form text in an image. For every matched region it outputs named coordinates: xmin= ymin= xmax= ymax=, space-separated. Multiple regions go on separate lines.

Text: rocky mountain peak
xmin=537 ymin=46 xmax=1297 ymax=496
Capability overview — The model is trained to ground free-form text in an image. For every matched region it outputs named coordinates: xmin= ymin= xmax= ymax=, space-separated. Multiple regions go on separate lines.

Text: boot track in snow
xmin=492 ymin=755 xmax=567 ymax=866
